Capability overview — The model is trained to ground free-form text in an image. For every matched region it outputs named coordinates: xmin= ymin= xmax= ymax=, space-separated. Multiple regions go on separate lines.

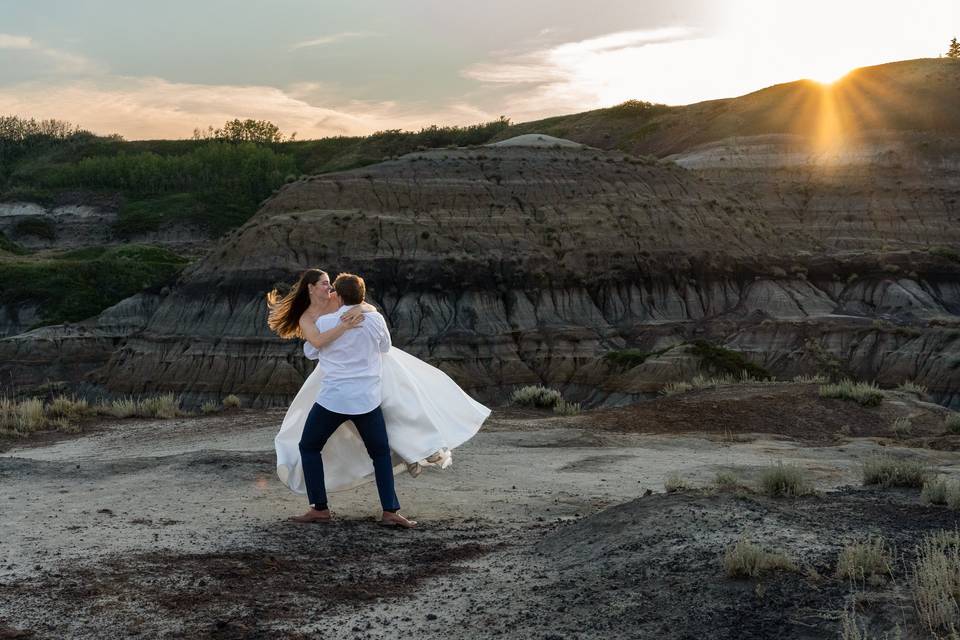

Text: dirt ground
xmin=1 ymin=386 xmax=959 ymax=639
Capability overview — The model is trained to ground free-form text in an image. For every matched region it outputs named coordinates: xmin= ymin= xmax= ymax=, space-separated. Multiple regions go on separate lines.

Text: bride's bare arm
xmin=299 ymin=313 xmax=362 ymax=349
xmin=341 ymin=302 xmax=378 ymax=319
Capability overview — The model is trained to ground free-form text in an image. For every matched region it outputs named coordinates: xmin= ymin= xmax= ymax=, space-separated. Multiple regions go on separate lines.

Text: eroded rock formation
xmin=76 ymin=141 xmax=960 ymax=407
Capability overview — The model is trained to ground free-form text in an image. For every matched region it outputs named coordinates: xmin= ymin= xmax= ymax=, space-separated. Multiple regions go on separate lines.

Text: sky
xmin=0 ymin=0 xmax=956 ymax=139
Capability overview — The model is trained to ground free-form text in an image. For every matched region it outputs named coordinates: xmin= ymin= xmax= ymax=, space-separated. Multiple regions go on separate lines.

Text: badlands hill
xmin=3 ymin=58 xmax=960 ymax=407
xmin=498 ymin=58 xmax=960 ymax=156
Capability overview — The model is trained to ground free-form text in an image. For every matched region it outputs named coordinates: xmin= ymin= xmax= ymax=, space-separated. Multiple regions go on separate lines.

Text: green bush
xmin=603 ymin=348 xmax=654 ymax=369
xmin=511 ymin=385 xmax=563 ymax=408
xmin=605 ymin=100 xmax=670 ymax=119
xmin=0 ymin=244 xmax=187 ymax=326
xmin=689 ymin=340 xmax=770 ymax=379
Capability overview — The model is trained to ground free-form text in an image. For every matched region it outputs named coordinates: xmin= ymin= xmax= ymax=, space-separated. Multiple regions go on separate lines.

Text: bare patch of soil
xmin=582 ymin=383 xmax=957 ymax=445
xmin=0 ymin=519 xmax=511 ymax=639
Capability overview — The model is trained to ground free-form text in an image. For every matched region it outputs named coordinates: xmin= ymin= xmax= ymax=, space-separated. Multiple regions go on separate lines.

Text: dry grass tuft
xmin=201 ymin=401 xmax=220 ymax=414
xmin=97 ymin=394 xmax=182 ymax=419
xmin=862 ymin=454 xmax=930 ymax=488
xmin=819 ymin=380 xmax=885 ymax=407
xmin=101 ymin=397 xmax=138 ymax=418
xmin=946 ymin=413 xmax=960 ymax=434
xmin=836 ymin=536 xmax=893 ymax=583
xmin=222 ymin=394 xmax=241 ymax=409
xmin=664 ymin=472 xmax=690 ymax=493
xmin=714 ymin=471 xmax=740 ymax=490
xmin=552 ymin=399 xmax=581 ymax=416
xmin=897 ymin=380 xmax=928 ymax=396
xmin=891 ymin=416 xmax=913 ymax=439
xmin=911 ymin=530 xmax=960 ymax=632
xmin=839 ymin=604 xmax=885 ymax=640
xmin=0 ymin=397 xmax=46 ymax=434
xmin=792 ymin=373 xmax=829 ymax=384
xmin=46 ymin=395 xmax=93 ymax=422
xmin=723 ymin=538 xmax=797 ymax=578
xmin=660 ymin=381 xmax=693 ymax=396
xmin=922 ymin=477 xmax=960 ymax=509
xmin=137 ymin=393 xmax=181 ymax=419
xmin=757 ymin=462 xmax=814 ymax=497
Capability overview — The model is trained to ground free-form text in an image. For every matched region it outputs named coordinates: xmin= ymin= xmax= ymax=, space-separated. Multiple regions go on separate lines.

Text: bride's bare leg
xmin=288 ymin=507 xmax=332 ymax=523
xmin=380 ymin=511 xmax=417 ymax=528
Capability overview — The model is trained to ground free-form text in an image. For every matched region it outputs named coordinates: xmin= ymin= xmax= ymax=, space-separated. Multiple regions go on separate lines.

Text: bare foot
xmin=380 ymin=511 xmax=417 ymax=528
xmin=288 ymin=507 xmax=332 ymax=523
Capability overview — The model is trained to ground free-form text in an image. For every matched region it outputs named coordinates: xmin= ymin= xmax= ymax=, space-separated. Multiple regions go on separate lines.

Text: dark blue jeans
xmin=299 ymin=403 xmax=400 ymax=512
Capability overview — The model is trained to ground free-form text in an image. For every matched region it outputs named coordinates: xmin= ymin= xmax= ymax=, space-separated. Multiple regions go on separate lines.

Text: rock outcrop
xmin=73 ymin=140 xmax=960 ymax=407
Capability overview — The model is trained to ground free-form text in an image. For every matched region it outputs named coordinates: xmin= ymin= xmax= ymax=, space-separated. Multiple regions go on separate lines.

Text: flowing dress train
xmin=275 ymin=346 xmax=490 ymax=494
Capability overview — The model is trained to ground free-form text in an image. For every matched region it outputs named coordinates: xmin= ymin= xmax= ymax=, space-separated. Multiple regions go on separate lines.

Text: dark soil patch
xmin=0 ymin=520 xmax=506 ymax=639
xmin=583 ymin=383 xmax=955 ymax=444
xmin=483 ymin=487 xmax=960 ymax=639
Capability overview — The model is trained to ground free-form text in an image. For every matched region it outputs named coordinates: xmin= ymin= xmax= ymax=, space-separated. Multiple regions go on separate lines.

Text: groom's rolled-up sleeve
xmin=303 ymin=341 xmax=320 ymax=360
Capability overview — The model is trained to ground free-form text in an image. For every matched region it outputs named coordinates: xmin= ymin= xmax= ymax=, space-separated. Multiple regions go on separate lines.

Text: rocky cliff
xmin=74 ymin=140 xmax=960 ymax=408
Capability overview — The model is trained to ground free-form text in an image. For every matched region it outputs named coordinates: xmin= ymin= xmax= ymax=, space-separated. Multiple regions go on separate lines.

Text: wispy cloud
xmin=0 ymin=34 xmax=34 ymax=49
xmin=463 ymin=27 xmax=698 ymax=84
xmin=461 ymin=27 xmax=706 ymax=118
xmin=0 ymin=75 xmax=494 ymax=139
xmin=290 ymin=31 xmax=378 ymax=50
xmin=0 ymin=32 xmax=102 ymax=74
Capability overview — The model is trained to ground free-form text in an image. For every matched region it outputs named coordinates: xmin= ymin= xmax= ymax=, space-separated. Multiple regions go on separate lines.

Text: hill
xmin=495 ymin=58 xmax=960 ymax=155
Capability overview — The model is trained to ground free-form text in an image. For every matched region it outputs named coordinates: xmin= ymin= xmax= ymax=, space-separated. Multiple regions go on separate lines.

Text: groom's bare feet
xmin=288 ymin=507 xmax=332 ymax=523
xmin=380 ymin=511 xmax=417 ymax=528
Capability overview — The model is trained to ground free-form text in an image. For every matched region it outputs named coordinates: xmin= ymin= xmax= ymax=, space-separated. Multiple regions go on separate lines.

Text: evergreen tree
xmin=948 ymin=37 xmax=960 ymax=59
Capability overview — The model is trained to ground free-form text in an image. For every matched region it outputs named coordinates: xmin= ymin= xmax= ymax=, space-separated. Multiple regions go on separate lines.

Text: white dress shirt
xmin=304 ymin=305 xmax=392 ymax=415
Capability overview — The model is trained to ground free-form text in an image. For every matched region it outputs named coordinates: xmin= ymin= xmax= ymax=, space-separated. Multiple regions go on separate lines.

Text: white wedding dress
xmin=275 ymin=345 xmax=491 ymax=494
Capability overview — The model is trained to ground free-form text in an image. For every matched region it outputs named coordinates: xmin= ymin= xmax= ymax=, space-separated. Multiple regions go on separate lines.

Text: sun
xmin=805 ymin=60 xmax=854 ymax=85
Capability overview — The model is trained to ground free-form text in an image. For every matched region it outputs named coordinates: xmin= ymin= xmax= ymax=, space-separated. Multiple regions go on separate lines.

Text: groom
xmin=289 ymin=272 xmax=417 ymax=528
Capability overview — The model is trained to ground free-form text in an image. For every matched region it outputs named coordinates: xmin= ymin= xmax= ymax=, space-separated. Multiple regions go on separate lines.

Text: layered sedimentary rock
xmin=81 ymin=141 xmax=960 ymax=407
xmin=0 ymin=293 xmax=162 ymax=391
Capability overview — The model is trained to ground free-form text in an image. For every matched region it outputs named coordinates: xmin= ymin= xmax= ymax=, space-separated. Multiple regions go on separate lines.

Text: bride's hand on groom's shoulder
xmin=339 ymin=311 xmax=364 ymax=329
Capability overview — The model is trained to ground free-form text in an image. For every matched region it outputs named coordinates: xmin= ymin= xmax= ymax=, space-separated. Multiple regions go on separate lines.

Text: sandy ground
xmin=1 ymin=401 xmax=959 ymax=638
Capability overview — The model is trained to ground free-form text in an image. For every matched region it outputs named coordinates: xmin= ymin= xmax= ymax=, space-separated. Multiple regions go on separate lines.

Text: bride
xmin=268 ymin=268 xmax=490 ymax=516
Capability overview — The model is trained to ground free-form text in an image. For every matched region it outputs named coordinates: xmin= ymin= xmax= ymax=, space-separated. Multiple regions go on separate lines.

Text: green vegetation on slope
xmin=0 ymin=245 xmax=187 ymax=326
xmin=689 ymin=340 xmax=771 ymax=379
xmin=0 ymin=231 xmax=29 ymax=255
xmin=0 ymin=116 xmax=513 ymax=238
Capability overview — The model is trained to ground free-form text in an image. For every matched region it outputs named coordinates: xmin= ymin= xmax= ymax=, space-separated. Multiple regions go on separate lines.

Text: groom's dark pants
xmin=299 ymin=403 xmax=400 ymax=512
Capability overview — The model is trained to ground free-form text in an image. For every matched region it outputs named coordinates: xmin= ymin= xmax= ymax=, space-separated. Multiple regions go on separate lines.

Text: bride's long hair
xmin=266 ymin=268 xmax=328 ymax=339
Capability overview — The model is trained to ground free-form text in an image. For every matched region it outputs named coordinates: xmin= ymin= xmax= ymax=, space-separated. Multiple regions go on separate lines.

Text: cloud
xmin=0 ymin=75 xmax=496 ymax=139
xmin=0 ymin=32 xmax=102 ymax=75
xmin=463 ymin=27 xmax=698 ymax=84
xmin=460 ymin=27 xmax=714 ymax=119
xmin=0 ymin=34 xmax=34 ymax=49
xmin=290 ymin=31 xmax=378 ymax=50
